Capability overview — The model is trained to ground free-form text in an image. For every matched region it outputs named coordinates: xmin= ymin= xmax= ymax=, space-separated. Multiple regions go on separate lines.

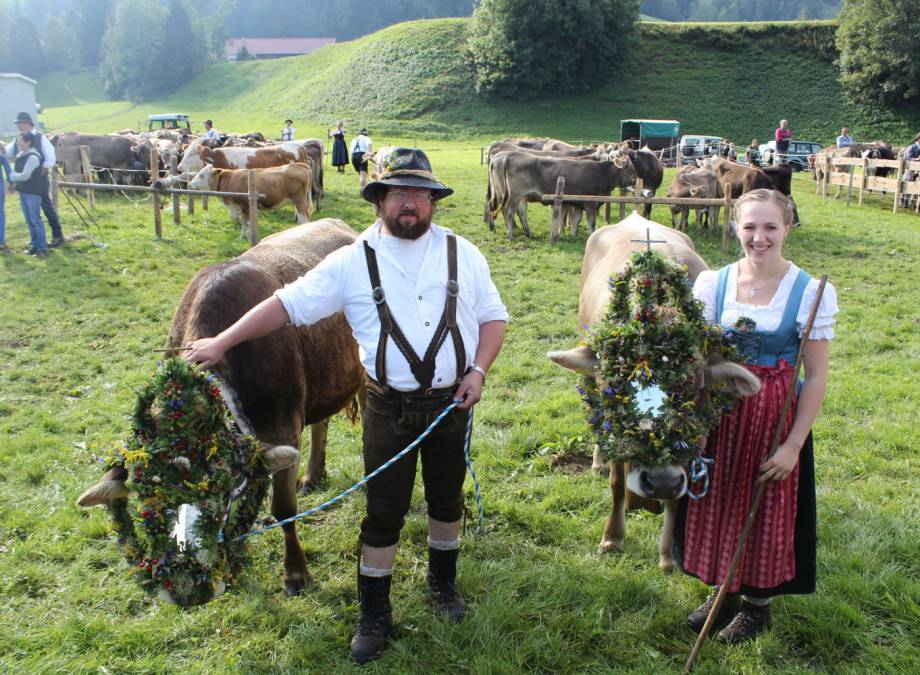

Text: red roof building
xmin=225 ymin=37 xmax=336 ymax=60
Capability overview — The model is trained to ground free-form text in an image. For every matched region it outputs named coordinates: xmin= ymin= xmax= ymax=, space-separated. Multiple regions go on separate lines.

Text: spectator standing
xmin=202 ymin=120 xmax=221 ymax=141
xmin=775 ymin=119 xmax=792 ymax=165
xmin=720 ymin=140 xmax=736 ymax=160
xmin=9 ymin=132 xmax=49 ymax=256
xmin=329 ymin=121 xmax=348 ymax=173
xmin=282 ymin=119 xmax=295 ymax=142
xmin=836 ymin=128 xmax=854 ymax=148
xmin=7 ymin=112 xmax=64 ymax=247
xmin=0 ymin=150 xmax=10 ymax=251
xmin=903 ymin=133 xmax=920 ymax=183
xmin=745 ymin=139 xmax=761 ymax=167
xmin=349 ymin=128 xmax=373 ymax=189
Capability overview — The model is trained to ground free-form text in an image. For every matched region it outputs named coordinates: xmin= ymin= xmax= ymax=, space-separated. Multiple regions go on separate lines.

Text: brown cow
xmin=666 ymin=165 xmax=719 ymax=230
xmin=547 ymin=212 xmax=760 ymax=571
xmin=76 ymin=219 xmax=366 ymax=600
xmin=177 ymin=140 xmax=306 ymax=174
xmin=188 ymin=162 xmax=313 ymax=239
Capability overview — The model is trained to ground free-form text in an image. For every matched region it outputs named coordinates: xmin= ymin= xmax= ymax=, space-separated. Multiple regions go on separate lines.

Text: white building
xmin=0 ymin=73 xmax=39 ymax=136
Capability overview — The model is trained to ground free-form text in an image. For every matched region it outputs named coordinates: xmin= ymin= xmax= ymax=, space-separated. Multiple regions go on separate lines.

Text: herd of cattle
xmin=484 ymin=137 xmax=801 ymax=242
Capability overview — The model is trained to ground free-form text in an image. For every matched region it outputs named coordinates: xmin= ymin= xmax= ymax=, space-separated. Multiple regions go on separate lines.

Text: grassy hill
xmin=39 ymin=18 xmax=920 ymax=146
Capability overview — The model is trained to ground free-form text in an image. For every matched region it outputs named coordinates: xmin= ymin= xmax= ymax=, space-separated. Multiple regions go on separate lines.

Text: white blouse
xmin=693 ymin=263 xmax=838 ymax=340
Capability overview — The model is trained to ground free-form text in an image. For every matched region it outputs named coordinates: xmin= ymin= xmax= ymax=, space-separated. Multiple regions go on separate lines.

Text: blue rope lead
xmin=234 ymin=399 xmax=478 ymax=541
xmin=687 ymin=455 xmax=714 ymax=501
xmin=463 ymin=408 xmax=483 ymax=533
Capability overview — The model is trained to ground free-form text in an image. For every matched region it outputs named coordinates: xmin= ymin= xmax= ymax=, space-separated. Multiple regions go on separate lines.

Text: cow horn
xmin=76 ymin=479 xmax=130 ymax=508
xmin=613 ymin=156 xmax=627 ymax=169
xmin=263 ymin=444 xmax=300 ymax=474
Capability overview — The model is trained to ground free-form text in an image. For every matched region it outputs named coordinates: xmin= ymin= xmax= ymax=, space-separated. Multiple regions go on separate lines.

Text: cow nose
xmin=639 ymin=469 xmax=687 ymax=500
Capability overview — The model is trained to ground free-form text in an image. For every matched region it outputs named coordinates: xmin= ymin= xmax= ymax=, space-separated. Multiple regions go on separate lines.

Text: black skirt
xmin=672 ymin=432 xmax=817 ymax=597
xmin=332 ymin=134 xmax=348 ymax=166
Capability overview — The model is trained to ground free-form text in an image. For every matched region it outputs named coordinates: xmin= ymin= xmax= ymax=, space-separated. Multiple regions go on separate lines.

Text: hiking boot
xmin=427 ymin=546 xmax=467 ymax=621
xmin=717 ymin=600 xmax=772 ymax=644
xmin=687 ymin=590 xmax=740 ymax=634
xmin=50 ymin=236 xmax=65 ymax=248
xmin=350 ymin=574 xmax=393 ymax=664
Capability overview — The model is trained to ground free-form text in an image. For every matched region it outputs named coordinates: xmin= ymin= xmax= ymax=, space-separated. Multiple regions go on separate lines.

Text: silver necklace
xmin=743 ymin=263 xmax=787 ymax=298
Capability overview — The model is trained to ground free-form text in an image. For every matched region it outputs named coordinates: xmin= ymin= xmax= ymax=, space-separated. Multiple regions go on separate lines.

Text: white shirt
xmin=693 ymin=263 xmax=838 ymax=340
xmin=275 ymin=222 xmax=509 ymax=391
xmin=203 ymin=128 xmax=220 ymax=140
xmin=282 ymin=126 xmax=295 ymax=141
xmin=349 ymin=134 xmax=371 ymax=154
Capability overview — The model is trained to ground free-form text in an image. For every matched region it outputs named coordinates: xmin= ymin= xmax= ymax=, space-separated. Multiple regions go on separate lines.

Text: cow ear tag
xmin=631 ymin=379 xmax=666 ymax=418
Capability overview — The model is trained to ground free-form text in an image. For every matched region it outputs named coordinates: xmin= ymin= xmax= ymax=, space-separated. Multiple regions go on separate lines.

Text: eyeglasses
xmin=385 ymin=190 xmax=434 ymax=204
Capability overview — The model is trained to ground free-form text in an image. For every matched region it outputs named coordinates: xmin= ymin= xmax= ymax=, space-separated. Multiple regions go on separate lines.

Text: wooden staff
xmin=684 ymin=274 xmax=829 ymax=673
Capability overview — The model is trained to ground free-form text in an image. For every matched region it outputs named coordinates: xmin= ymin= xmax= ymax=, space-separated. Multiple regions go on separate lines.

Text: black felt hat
xmin=14 ymin=112 xmax=34 ymax=125
xmin=361 ymin=147 xmax=453 ymax=203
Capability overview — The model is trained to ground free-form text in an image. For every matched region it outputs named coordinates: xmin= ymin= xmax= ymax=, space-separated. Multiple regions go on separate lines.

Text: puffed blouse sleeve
xmin=797 ymin=278 xmax=838 ymax=340
xmin=692 ymin=270 xmax=719 ymax=326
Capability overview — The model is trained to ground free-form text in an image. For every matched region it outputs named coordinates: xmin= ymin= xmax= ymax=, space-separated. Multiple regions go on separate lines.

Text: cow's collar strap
xmin=215 ymin=170 xmax=223 ymax=193
xmin=363 ymin=234 xmax=466 ymax=392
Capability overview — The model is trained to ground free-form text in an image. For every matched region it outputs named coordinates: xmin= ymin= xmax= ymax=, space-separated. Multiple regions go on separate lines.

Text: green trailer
xmin=619 ymin=119 xmax=680 ymax=164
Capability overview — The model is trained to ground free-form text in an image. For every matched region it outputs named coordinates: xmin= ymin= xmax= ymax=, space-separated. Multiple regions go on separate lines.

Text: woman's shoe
xmin=687 ymin=591 xmax=740 ymax=634
xmin=717 ymin=601 xmax=772 ymax=644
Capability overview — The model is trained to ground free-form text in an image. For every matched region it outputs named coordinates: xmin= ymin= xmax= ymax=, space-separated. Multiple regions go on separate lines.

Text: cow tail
xmin=345 ymin=379 xmax=366 ymax=425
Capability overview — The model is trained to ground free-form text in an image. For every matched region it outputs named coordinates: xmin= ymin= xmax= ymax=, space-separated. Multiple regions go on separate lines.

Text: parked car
xmin=757 ymin=140 xmax=823 ymax=171
xmin=678 ymin=135 xmax=723 ymax=165
xmin=147 ymin=113 xmax=191 ymax=132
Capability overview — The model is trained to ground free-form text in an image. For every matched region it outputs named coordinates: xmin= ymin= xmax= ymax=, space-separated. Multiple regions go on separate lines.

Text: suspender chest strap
xmin=363 ymin=234 xmax=467 ymax=392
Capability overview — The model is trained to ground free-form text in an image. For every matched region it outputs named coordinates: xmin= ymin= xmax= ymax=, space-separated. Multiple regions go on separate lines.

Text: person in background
xmin=202 ymin=120 xmax=221 ymax=141
xmin=836 ymin=128 xmax=854 ymax=148
xmin=902 ymin=132 xmax=920 ymax=183
xmin=9 ymin=132 xmax=50 ymax=256
xmin=7 ymin=112 xmax=64 ymax=247
xmin=349 ymin=128 xmax=373 ymax=189
xmin=745 ymin=139 xmax=761 ymax=167
xmin=282 ymin=119 xmax=295 ymax=142
xmin=775 ymin=119 xmax=792 ymax=165
xmin=329 ymin=121 xmax=348 ymax=173
xmin=0 ymin=150 xmax=10 ymax=251
xmin=720 ymin=140 xmax=736 ymax=160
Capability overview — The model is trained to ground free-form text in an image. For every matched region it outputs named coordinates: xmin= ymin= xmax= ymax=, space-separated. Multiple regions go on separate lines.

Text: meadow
xmin=1 ymin=133 xmax=918 ymax=673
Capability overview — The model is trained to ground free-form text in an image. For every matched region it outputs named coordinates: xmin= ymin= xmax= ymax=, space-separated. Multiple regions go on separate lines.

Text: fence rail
xmin=816 ymin=154 xmax=920 ymax=213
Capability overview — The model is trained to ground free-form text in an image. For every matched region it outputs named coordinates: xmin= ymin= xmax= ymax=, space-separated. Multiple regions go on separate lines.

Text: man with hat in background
xmin=349 ymin=128 xmax=373 ymax=190
xmin=6 ymin=112 xmax=64 ymax=247
xmin=184 ymin=147 xmax=508 ymax=664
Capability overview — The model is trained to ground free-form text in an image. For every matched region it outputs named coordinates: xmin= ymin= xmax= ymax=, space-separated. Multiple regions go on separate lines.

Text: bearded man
xmin=185 ymin=147 xmax=508 ymax=664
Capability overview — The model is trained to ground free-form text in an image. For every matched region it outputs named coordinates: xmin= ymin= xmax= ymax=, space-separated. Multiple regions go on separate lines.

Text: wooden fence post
xmin=722 ymin=182 xmax=732 ymax=254
xmin=203 ymin=194 xmax=209 ymax=211
xmin=79 ymin=145 xmax=95 ymax=209
xmin=822 ymin=157 xmax=830 ymax=199
xmin=892 ymin=157 xmax=905 ymax=214
xmin=604 ymin=202 xmax=611 ymax=224
xmin=846 ymin=163 xmax=855 ymax=207
xmin=634 ymin=178 xmax=644 ymax=214
xmin=170 ymin=156 xmax=181 ymax=225
xmin=188 ymin=192 xmax=195 ymax=215
xmin=152 ymin=188 xmax=162 ymax=239
xmin=247 ymin=170 xmax=260 ymax=245
xmin=858 ymin=157 xmax=868 ymax=207
xmin=550 ymin=176 xmax=565 ymax=245
xmin=149 ymin=145 xmax=159 ymax=187
xmin=618 ymin=187 xmax=626 ymax=222
xmin=51 ymin=167 xmax=59 ymax=209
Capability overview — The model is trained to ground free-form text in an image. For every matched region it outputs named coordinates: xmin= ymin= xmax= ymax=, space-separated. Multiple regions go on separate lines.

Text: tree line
xmin=640 ymin=0 xmax=841 ymax=21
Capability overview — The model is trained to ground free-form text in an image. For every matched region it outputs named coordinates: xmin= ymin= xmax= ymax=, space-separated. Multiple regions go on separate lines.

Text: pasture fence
xmin=543 ymin=177 xmax=736 ymax=252
xmin=816 ymin=153 xmax=920 ymax=214
xmin=52 ymin=144 xmax=269 ymax=242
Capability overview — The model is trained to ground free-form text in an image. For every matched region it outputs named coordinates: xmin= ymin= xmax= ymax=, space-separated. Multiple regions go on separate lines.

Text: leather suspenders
xmin=363 ymin=234 xmax=467 ymax=392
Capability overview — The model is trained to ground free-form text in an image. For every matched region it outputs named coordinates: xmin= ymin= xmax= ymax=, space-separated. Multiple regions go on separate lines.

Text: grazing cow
xmin=52 ymin=132 xmax=147 ymax=185
xmin=547 ymin=212 xmax=760 ymax=571
xmin=628 ymin=148 xmax=664 ymax=218
xmin=488 ymin=151 xmax=636 ymax=243
xmin=865 ymin=140 xmax=896 ymax=178
xmin=761 ymin=164 xmax=793 ymax=197
xmin=666 ymin=165 xmax=719 ymax=230
xmin=706 ymin=157 xmax=800 ymax=226
xmin=76 ymin=220 xmax=366 ymax=601
xmin=187 ymin=162 xmax=314 ymax=239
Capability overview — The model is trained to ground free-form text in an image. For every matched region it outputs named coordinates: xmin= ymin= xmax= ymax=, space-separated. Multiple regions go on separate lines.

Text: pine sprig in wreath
xmin=104 ymin=358 xmax=270 ymax=606
xmin=578 ymin=250 xmax=744 ymax=466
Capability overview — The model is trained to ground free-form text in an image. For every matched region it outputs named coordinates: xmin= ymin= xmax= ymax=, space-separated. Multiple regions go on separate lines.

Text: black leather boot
xmin=427 ymin=547 xmax=467 ymax=621
xmin=687 ymin=590 xmax=741 ymax=634
xmin=350 ymin=574 xmax=394 ymax=664
xmin=717 ymin=600 xmax=772 ymax=644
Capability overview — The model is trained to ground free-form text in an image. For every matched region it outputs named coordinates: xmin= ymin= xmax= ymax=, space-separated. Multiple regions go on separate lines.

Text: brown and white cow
xmin=187 ymin=162 xmax=314 ymax=239
xmin=77 ymin=219 xmax=365 ymax=602
xmin=177 ymin=140 xmax=307 ymax=175
xmin=547 ymin=212 xmax=760 ymax=571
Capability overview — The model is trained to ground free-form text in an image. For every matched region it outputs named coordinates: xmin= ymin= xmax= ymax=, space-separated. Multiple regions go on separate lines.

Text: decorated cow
xmin=548 ymin=213 xmax=760 ymax=571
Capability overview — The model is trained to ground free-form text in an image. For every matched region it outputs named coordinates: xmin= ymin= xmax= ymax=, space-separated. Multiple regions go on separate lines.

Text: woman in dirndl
xmin=673 ymin=188 xmax=838 ymax=643
xmin=328 ymin=120 xmax=348 ymax=173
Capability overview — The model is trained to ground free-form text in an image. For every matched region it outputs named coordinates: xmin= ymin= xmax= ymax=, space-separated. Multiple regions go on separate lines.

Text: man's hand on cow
xmin=184 ymin=337 xmax=227 ymax=369
xmin=757 ymin=441 xmax=799 ymax=483
xmin=454 ymin=370 xmax=484 ymax=410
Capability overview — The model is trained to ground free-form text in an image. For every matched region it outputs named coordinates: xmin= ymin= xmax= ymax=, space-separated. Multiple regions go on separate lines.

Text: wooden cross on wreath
xmin=631 ymin=227 xmax=668 ymax=252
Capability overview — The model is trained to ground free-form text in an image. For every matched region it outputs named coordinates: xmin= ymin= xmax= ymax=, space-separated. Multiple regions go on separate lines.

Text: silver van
xmin=679 ymin=135 xmax=724 ymax=166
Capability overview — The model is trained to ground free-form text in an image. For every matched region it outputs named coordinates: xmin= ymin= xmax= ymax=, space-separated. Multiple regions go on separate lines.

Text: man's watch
xmin=465 ymin=363 xmax=487 ymax=382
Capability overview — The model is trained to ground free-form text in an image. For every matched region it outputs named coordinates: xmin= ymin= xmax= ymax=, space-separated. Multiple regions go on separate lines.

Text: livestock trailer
xmin=619 ymin=119 xmax=680 ymax=166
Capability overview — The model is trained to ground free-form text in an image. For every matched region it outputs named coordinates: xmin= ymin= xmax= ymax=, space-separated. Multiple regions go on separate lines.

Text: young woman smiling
xmin=673 ymin=189 xmax=839 ymax=643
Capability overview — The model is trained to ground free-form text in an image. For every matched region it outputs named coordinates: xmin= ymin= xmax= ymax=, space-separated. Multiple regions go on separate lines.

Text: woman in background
xmin=329 ymin=121 xmax=348 ymax=173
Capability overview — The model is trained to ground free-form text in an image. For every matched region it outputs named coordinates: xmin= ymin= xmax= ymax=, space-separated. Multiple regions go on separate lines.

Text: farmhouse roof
xmin=0 ymin=72 xmax=38 ymax=84
xmin=225 ymin=37 xmax=335 ymax=58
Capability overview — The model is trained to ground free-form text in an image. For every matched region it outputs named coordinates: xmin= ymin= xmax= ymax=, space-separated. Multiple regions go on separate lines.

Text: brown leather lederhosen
xmin=363 ymin=233 xmax=466 ymax=397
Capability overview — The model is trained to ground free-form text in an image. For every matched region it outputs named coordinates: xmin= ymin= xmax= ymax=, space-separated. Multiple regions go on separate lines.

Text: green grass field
xmin=36 ymin=19 xmax=920 ymax=147
xmin=1 ymin=132 xmax=918 ymax=672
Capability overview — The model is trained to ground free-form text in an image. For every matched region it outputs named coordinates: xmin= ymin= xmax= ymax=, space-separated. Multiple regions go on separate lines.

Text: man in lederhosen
xmin=186 ymin=148 xmax=508 ymax=664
